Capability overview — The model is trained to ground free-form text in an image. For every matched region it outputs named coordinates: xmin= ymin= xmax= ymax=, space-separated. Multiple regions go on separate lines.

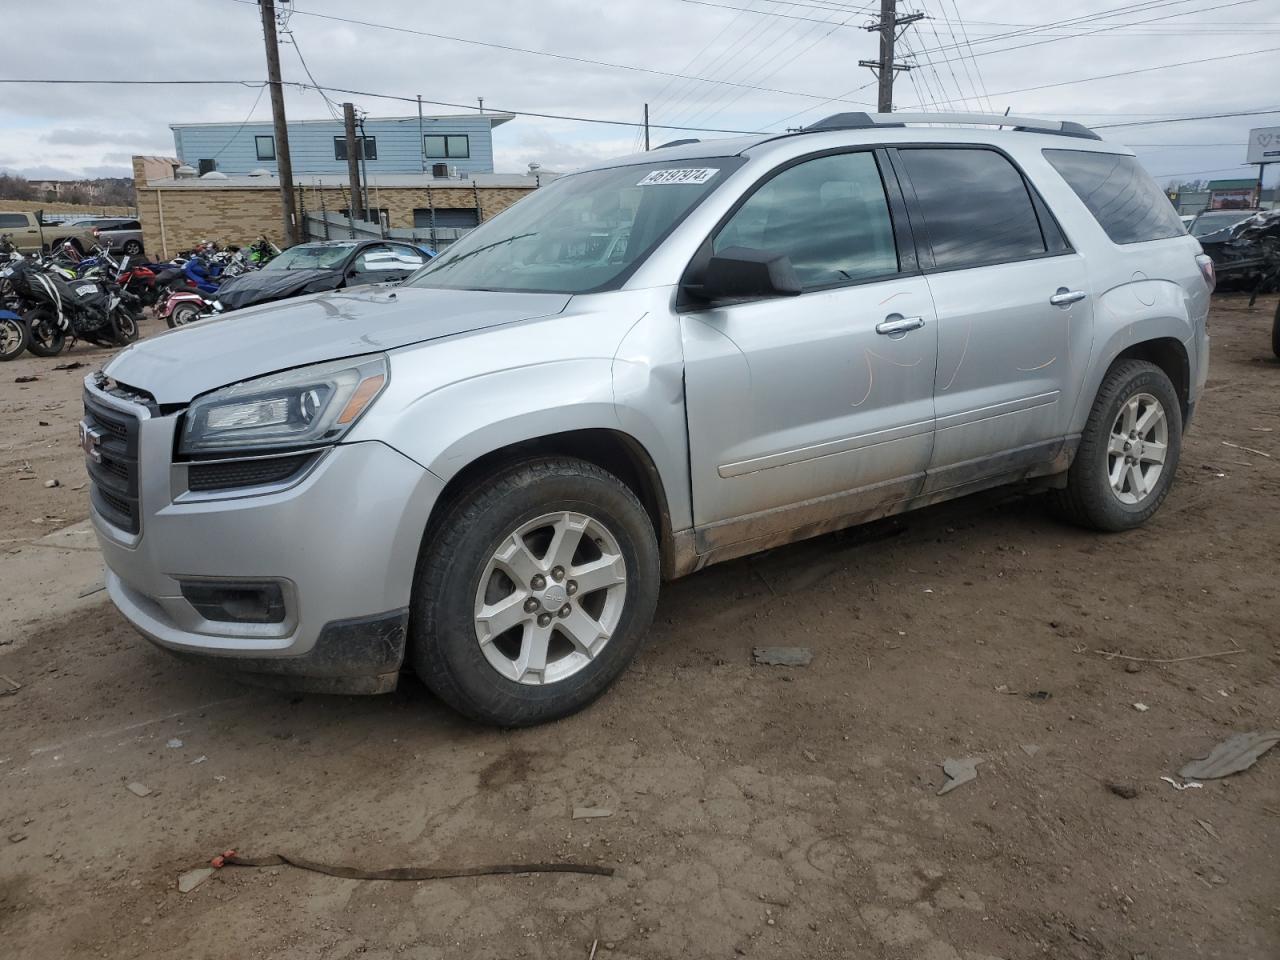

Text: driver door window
xmin=348 ymin=244 xmax=424 ymax=285
xmin=713 ymin=151 xmax=899 ymax=288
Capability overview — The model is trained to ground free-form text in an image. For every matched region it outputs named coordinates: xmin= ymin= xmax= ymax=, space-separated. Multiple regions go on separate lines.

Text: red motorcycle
xmin=155 ymin=287 xmax=221 ymax=328
xmin=115 ymin=263 xmax=165 ymax=306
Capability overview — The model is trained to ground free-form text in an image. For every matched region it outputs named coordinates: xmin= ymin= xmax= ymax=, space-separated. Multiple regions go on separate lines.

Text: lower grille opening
xmin=188 ymin=453 xmax=315 ymax=492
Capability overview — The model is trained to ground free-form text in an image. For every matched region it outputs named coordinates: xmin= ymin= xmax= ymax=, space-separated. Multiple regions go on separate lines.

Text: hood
xmin=104 ymin=285 xmax=571 ymax=404
xmin=214 ymin=267 xmax=339 ymax=310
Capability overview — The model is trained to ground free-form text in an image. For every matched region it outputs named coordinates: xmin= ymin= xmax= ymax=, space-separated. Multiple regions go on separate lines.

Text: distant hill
xmin=0 ymin=173 xmax=134 ymax=206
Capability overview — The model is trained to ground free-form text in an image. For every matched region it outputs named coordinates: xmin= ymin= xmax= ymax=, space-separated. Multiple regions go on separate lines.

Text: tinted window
xmin=333 ymin=137 xmax=376 ymax=161
xmin=714 ymin=151 xmax=897 ymax=289
xmin=899 ymin=148 xmax=1046 ymax=269
xmin=1044 ymin=149 xmax=1185 ymax=245
xmin=425 ymin=135 xmax=470 ymax=159
xmin=255 ymin=135 xmax=275 ymax=161
xmin=0 ymin=213 xmax=31 ymax=227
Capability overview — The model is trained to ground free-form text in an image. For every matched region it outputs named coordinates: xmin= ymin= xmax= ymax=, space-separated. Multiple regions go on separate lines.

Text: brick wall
xmin=135 ymin=181 xmax=536 ymax=257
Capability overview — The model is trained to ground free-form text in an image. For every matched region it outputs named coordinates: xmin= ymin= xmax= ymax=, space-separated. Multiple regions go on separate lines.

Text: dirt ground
xmin=1 ymin=300 xmax=1278 ymax=960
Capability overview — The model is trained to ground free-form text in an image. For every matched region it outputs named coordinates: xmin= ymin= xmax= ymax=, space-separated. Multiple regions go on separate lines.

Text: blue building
xmin=170 ymin=112 xmax=514 ymax=177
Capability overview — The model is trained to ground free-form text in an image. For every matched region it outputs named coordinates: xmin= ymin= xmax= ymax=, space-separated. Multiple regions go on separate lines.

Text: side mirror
xmin=690 ymin=246 xmax=802 ymax=303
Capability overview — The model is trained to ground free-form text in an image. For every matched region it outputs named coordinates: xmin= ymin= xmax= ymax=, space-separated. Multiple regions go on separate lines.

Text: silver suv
xmin=83 ymin=112 xmax=1212 ymax=726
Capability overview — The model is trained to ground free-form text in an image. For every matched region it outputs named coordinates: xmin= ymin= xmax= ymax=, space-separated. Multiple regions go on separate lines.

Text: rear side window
xmin=898 ymin=148 xmax=1048 ymax=270
xmin=0 ymin=213 xmax=29 ymax=228
xmin=1043 ymin=149 xmax=1184 ymax=245
xmin=714 ymin=151 xmax=898 ymax=289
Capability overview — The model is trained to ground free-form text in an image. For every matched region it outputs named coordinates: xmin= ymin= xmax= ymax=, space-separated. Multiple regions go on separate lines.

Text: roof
xmin=170 ymin=112 xmax=514 ymax=130
xmin=1208 ymin=179 xmax=1257 ymax=190
xmin=142 ymin=172 xmax=545 ymax=189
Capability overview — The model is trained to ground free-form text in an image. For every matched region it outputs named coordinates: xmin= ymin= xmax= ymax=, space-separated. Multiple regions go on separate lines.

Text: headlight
xmin=179 ymin=355 xmax=388 ymax=456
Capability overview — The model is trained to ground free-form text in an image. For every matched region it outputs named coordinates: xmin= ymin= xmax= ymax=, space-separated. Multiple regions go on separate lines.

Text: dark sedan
xmin=215 ymin=239 xmax=430 ymax=311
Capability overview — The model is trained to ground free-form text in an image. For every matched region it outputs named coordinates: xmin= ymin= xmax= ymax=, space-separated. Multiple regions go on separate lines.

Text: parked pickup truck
xmin=0 ymin=211 xmax=103 ymax=255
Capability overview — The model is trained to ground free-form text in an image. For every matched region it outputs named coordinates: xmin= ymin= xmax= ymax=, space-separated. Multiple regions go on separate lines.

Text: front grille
xmin=83 ymin=389 xmax=141 ymax=534
xmin=188 ymin=453 xmax=315 ymax=492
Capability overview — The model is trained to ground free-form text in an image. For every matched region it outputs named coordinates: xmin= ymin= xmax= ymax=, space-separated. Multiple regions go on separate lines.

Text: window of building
xmin=713 ymin=151 xmax=898 ymax=290
xmin=197 ymin=159 xmax=217 ymax=175
xmin=1043 ymin=149 xmax=1185 ymax=245
xmin=424 ymin=134 xmax=470 ymax=159
xmin=412 ymin=208 xmax=481 ymax=229
xmin=339 ymin=207 xmax=389 ymax=224
xmin=897 ymin=148 xmax=1049 ymax=270
xmin=255 ymin=135 xmax=276 ymax=161
xmin=334 ymin=137 xmax=377 ymax=161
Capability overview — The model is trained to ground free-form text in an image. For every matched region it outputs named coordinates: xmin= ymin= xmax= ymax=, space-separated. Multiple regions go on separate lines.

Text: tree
xmin=0 ymin=173 xmax=34 ymax=201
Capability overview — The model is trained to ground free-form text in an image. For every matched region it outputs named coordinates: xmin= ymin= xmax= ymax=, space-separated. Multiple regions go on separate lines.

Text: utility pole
xmin=644 ymin=103 xmax=650 ymax=151
xmin=857 ymin=0 xmax=923 ymax=113
xmin=417 ymin=94 xmax=425 ymax=173
xmin=342 ymin=102 xmax=363 ymax=222
xmin=259 ymin=0 xmax=299 ymax=245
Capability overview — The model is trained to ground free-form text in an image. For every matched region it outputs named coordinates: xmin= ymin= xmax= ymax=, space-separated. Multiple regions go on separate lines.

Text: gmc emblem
xmin=78 ymin=420 xmax=102 ymax=463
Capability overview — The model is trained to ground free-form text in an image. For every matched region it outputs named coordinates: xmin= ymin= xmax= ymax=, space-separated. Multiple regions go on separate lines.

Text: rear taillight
xmin=1196 ymin=254 xmax=1216 ymax=292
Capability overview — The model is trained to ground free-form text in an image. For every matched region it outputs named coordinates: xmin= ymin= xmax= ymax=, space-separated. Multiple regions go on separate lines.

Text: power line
xmin=1093 ymin=106 xmax=1280 ymax=128
xmin=219 ymin=0 xmax=873 ymax=108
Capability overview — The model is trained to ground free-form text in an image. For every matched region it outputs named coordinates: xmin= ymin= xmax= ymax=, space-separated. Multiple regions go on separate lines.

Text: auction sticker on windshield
xmin=637 ymin=168 xmax=719 ymax=186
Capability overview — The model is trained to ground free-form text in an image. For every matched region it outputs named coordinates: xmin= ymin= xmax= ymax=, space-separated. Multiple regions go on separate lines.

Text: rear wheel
xmin=0 ymin=315 xmax=27 ymax=361
xmin=1052 ymin=360 xmax=1182 ymax=531
xmin=22 ymin=309 xmax=66 ymax=357
xmin=1272 ymin=299 xmax=1279 ymax=359
xmin=409 ymin=458 xmax=660 ymax=726
xmin=167 ymin=302 xmax=203 ymax=328
xmin=123 ymin=240 xmax=143 ymax=257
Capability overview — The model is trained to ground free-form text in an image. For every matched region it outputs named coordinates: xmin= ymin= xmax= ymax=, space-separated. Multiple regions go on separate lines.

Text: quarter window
xmin=255 ymin=135 xmax=275 ymax=161
xmin=334 ymin=137 xmax=377 ymax=161
xmin=713 ymin=151 xmax=898 ymax=289
xmin=898 ymin=148 xmax=1047 ymax=270
xmin=425 ymin=134 xmax=470 ymax=159
xmin=1044 ymin=149 xmax=1185 ymax=245
xmin=0 ymin=213 xmax=30 ymax=227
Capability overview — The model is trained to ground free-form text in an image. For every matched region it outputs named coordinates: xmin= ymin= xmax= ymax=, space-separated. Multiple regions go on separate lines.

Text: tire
xmin=22 ymin=309 xmax=66 ymax=357
xmin=0 ymin=315 xmax=27 ymax=361
xmin=409 ymin=457 xmax=660 ymax=727
xmin=1052 ymin=359 xmax=1182 ymax=531
xmin=123 ymin=240 xmax=143 ymax=257
xmin=1272 ymin=299 xmax=1280 ymax=360
xmin=112 ymin=305 xmax=139 ymax=344
xmin=167 ymin=303 xmax=202 ymax=328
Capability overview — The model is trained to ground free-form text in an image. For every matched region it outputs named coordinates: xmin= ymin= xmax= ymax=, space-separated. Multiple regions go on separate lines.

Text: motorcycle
xmin=156 ymin=286 xmax=222 ymax=328
xmin=1 ymin=257 xmax=138 ymax=356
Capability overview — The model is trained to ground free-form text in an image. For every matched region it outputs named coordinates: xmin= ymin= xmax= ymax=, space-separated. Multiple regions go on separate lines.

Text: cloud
xmin=42 ymin=128 xmax=165 ymax=147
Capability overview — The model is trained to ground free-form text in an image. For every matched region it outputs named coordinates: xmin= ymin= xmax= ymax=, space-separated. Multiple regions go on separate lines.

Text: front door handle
xmin=876 ymin=315 xmax=925 ymax=335
xmin=1049 ymin=288 xmax=1087 ymax=306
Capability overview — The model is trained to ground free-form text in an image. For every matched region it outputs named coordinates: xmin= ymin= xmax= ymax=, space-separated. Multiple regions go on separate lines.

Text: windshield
xmin=406 ymin=159 xmax=744 ymax=293
xmin=1191 ymin=211 xmax=1251 ymax=237
xmin=266 ymin=243 xmax=357 ymax=271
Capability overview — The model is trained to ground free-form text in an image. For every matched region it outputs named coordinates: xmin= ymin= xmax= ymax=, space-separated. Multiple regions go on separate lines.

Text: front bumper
xmin=90 ymin=391 xmax=443 ymax=691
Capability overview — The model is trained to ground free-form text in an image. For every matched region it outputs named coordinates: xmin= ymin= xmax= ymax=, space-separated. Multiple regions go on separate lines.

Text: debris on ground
xmin=1221 ymin=440 xmax=1272 ymax=458
xmin=76 ymin=582 xmax=105 ymax=599
xmin=801 ymin=748 xmax=818 ymax=763
xmin=1159 ymin=776 xmax=1203 ymax=791
xmin=51 ymin=361 xmax=85 ymax=372
xmin=1125 ymin=661 xmax=1142 ymax=674
xmin=166 ymin=738 xmax=184 ymax=749
xmin=1020 ymin=744 xmax=1041 ymax=757
xmin=572 ymin=806 xmax=613 ymax=820
xmin=1179 ymin=730 xmax=1280 ymax=781
xmin=177 ymin=867 xmax=214 ymax=894
xmin=1025 ymin=690 xmax=1052 ymax=703
xmin=14 ymin=375 xmax=38 ymax=383
xmin=0 ymin=675 xmax=22 ymax=697
xmin=43 ymin=479 xmax=59 ymax=488
xmin=8 ymin=832 xmax=27 ymax=843
xmin=126 ymin=782 xmax=152 ymax=798
xmin=1107 ymin=782 xmax=1139 ymax=799
xmin=1134 ymin=702 xmax=1150 ymax=712
xmin=1196 ymin=819 xmax=1221 ymax=841
xmin=937 ymin=757 xmax=982 ymax=796
xmin=752 ymin=646 xmax=813 ymax=667
xmin=214 ymin=849 xmax=615 ymax=880
xmin=191 ymin=755 xmax=207 ymax=765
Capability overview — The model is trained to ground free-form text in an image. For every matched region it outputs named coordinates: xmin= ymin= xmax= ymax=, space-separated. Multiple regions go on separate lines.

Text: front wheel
xmin=167 ymin=302 xmax=203 ymax=328
xmin=122 ymin=240 xmax=143 ymax=257
xmin=1272 ymin=299 xmax=1279 ymax=359
xmin=410 ymin=458 xmax=660 ymax=726
xmin=1052 ymin=359 xmax=1182 ymax=531
xmin=0 ymin=314 xmax=28 ymax=360
xmin=22 ymin=309 xmax=66 ymax=357
xmin=112 ymin=305 xmax=139 ymax=344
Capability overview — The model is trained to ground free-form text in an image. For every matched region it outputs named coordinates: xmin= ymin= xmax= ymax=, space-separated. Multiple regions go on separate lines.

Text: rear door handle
xmin=876 ymin=315 xmax=925 ymax=335
xmin=1049 ymin=288 xmax=1087 ymax=306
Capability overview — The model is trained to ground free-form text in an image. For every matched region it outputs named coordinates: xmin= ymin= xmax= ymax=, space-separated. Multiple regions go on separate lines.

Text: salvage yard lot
xmin=1 ymin=298 xmax=1278 ymax=960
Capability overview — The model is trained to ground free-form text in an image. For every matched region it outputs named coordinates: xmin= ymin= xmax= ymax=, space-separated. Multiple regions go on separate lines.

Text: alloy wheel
xmin=473 ymin=511 xmax=627 ymax=685
xmin=1107 ymin=392 xmax=1168 ymax=505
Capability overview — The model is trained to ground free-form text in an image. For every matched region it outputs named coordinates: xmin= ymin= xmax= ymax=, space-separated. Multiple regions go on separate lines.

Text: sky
xmin=2 ymin=0 xmax=1279 ymax=190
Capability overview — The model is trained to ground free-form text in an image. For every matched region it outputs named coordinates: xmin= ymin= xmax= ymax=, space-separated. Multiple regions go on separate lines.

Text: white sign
xmin=637 ymin=167 xmax=719 ymax=186
xmin=1247 ymin=126 xmax=1280 ymax=164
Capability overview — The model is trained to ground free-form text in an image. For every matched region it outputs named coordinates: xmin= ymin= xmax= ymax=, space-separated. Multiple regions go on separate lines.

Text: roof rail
xmin=654 ymin=138 xmax=701 ymax=149
xmin=805 ymin=111 xmax=1101 ymax=141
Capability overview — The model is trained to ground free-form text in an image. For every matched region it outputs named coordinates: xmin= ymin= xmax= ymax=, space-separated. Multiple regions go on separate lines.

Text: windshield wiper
xmin=432 ymin=232 xmax=539 ymax=268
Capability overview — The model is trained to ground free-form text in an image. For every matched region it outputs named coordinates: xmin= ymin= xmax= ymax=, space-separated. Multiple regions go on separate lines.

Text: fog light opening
xmin=179 ymin=579 xmax=287 ymax=624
